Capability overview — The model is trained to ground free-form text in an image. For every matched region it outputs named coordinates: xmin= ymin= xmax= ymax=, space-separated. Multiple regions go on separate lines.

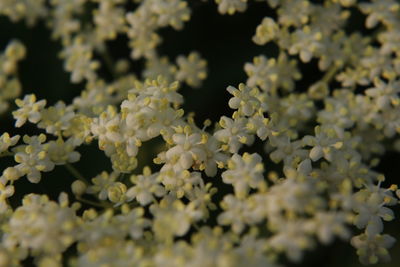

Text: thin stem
xmin=322 ymin=64 xmax=340 ymax=84
xmin=77 ymin=196 xmax=109 ymax=208
xmin=0 ymin=151 xmax=14 ymax=158
xmin=65 ymin=163 xmax=90 ymax=185
xmin=64 ymin=164 xmax=115 ymax=209
xmin=102 ymin=48 xmax=117 ymax=79
xmin=119 ymin=173 xmax=129 ymax=183
xmin=193 ymin=223 xmax=200 ymax=230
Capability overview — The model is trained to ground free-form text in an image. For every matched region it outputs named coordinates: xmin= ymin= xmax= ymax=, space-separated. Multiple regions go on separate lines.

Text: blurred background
xmin=0 ymin=1 xmax=399 ymax=266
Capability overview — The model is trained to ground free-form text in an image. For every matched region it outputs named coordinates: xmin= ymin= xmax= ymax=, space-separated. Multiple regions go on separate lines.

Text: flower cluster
xmin=0 ymin=40 xmax=25 ymax=114
xmin=0 ymin=0 xmax=400 ymax=266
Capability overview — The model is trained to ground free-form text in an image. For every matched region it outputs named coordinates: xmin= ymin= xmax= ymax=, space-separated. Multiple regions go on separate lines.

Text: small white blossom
xmin=305 ymin=211 xmax=350 ymax=244
xmin=12 ymin=94 xmax=46 ymax=127
xmin=351 ymin=233 xmax=396 ymax=265
xmin=150 ymin=0 xmax=191 ymax=30
xmin=218 ymin=194 xmax=260 ymax=234
xmin=253 ymin=17 xmax=279 ymax=45
xmin=4 ymin=193 xmax=79 ymax=256
xmin=215 ymin=0 xmax=247 ymax=15
xmin=0 ymin=133 xmax=19 ymax=154
xmin=175 ymin=52 xmax=207 ymax=88
xmin=61 ymin=36 xmax=99 ymax=83
xmin=227 ymin=83 xmax=261 ymax=117
xmin=302 ymin=125 xmax=344 ymax=162
xmin=268 ymin=220 xmax=314 ymax=262
xmin=0 ymin=0 xmax=47 ymax=26
xmin=126 ymin=166 xmax=165 ymax=205
xmin=151 ymin=197 xmax=203 ymax=241
xmin=13 ymin=134 xmax=55 ymax=183
xmin=244 ymin=53 xmax=301 ymax=93
xmin=87 ymin=171 xmax=120 ymax=201
xmin=359 ymin=0 xmax=400 ymax=29
xmin=289 ymin=27 xmax=323 ymax=63
xmin=214 ymin=116 xmax=254 ymax=153
xmin=93 ymin=0 xmax=126 ymax=41
xmin=277 ymin=0 xmax=313 ymax=27
xmin=352 ymin=182 xmax=396 ymax=236
xmin=47 ymin=138 xmax=80 ymax=165
xmin=222 ymin=153 xmax=264 ymax=198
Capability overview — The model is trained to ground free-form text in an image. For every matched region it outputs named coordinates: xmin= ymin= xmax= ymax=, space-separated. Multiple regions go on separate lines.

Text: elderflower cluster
xmin=0 ymin=0 xmax=400 ymax=266
xmin=0 ymin=40 xmax=25 ymax=114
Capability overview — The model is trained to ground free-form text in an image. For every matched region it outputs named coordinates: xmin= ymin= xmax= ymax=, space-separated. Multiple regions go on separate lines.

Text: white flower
xmin=4 ymin=193 xmax=79 ymax=255
xmin=76 ymin=240 xmax=141 ymax=267
xmin=352 ymin=182 xmax=396 ymax=236
xmin=87 ymin=171 xmax=119 ymax=200
xmin=126 ymin=5 xmax=160 ymax=59
xmin=161 ymin=127 xmax=207 ymax=171
xmin=201 ymin=135 xmax=229 ymax=177
xmin=268 ymin=220 xmax=314 ymax=262
xmin=91 ymin=105 xmax=122 ymax=152
xmin=175 ymin=52 xmax=207 ymax=88
xmin=12 ymin=94 xmax=46 ymax=127
xmin=305 ymin=211 xmax=350 ymax=244
xmin=214 ymin=116 xmax=254 ymax=153
xmin=359 ymin=0 xmax=400 ymax=29
xmin=365 ymin=78 xmax=400 ymax=111
xmin=93 ymin=0 xmax=125 ymax=41
xmin=218 ymin=194 xmax=262 ymax=234
xmin=253 ymin=17 xmax=279 ymax=45
xmin=61 ymin=36 xmax=99 ymax=83
xmin=37 ymin=101 xmax=75 ymax=135
xmin=47 ymin=138 xmax=80 ymax=165
xmin=302 ymin=125 xmax=344 ymax=162
xmin=269 ymin=136 xmax=308 ymax=165
xmin=215 ymin=0 xmax=247 ymax=15
xmin=151 ymin=197 xmax=203 ymax=241
xmin=0 ymin=0 xmax=47 ymax=26
xmin=351 ymin=233 xmax=396 ymax=265
xmin=265 ymin=177 xmax=321 ymax=219
xmin=244 ymin=53 xmax=301 ymax=93
xmin=114 ymin=208 xmax=151 ymax=240
xmin=2 ymin=39 xmax=26 ymax=75
xmin=1 ymin=1 xmax=400 ymax=266
xmin=277 ymin=0 xmax=313 ymax=27
xmin=222 ymin=153 xmax=264 ymax=198
xmin=233 ymin=234 xmax=280 ymax=267
xmin=289 ymin=27 xmax=323 ymax=63
xmin=0 ymin=132 xmax=19 ymax=154
xmin=227 ymin=83 xmax=261 ymax=117
xmin=150 ymin=0 xmax=191 ymax=30
xmin=126 ymin=166 xmax=165 ymax=206
xmin=13 ymin=134 xmax=55 ymax=183
xmin=0 ymin=177 xmax=15 ymax=210
xmin=142 ymin=56 xmax=177 ymax=82
xmin=246 ymin=113 xmax=277 ymax=141
xmin=159 ymin=169 xmax=203 ymax=199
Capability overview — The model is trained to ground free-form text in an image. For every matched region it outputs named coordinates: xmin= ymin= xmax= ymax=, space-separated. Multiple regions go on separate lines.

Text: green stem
xmin=0 ymin=151 xmax=14 ymax=158
xmin=119 ymin=173 xmax=129 ymax=183
xmin=322 ymin=64 xmax=340 ymax=84
xmin=65 ymin=163 xmax=90 ymax=185
xmin=64 ymin=164 xmax=115 ymax=209
xmin=193 ymin=223 xmax=200 ymax=230
xmin=102 ymin=48 xmax=117 ymax=79
xmin=77 ymin=196 xmax=109 ymax=208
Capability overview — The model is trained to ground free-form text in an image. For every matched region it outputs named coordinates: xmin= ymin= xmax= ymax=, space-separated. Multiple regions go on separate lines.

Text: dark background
xmin=0 ymin=1 xmax=399 ymax=266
